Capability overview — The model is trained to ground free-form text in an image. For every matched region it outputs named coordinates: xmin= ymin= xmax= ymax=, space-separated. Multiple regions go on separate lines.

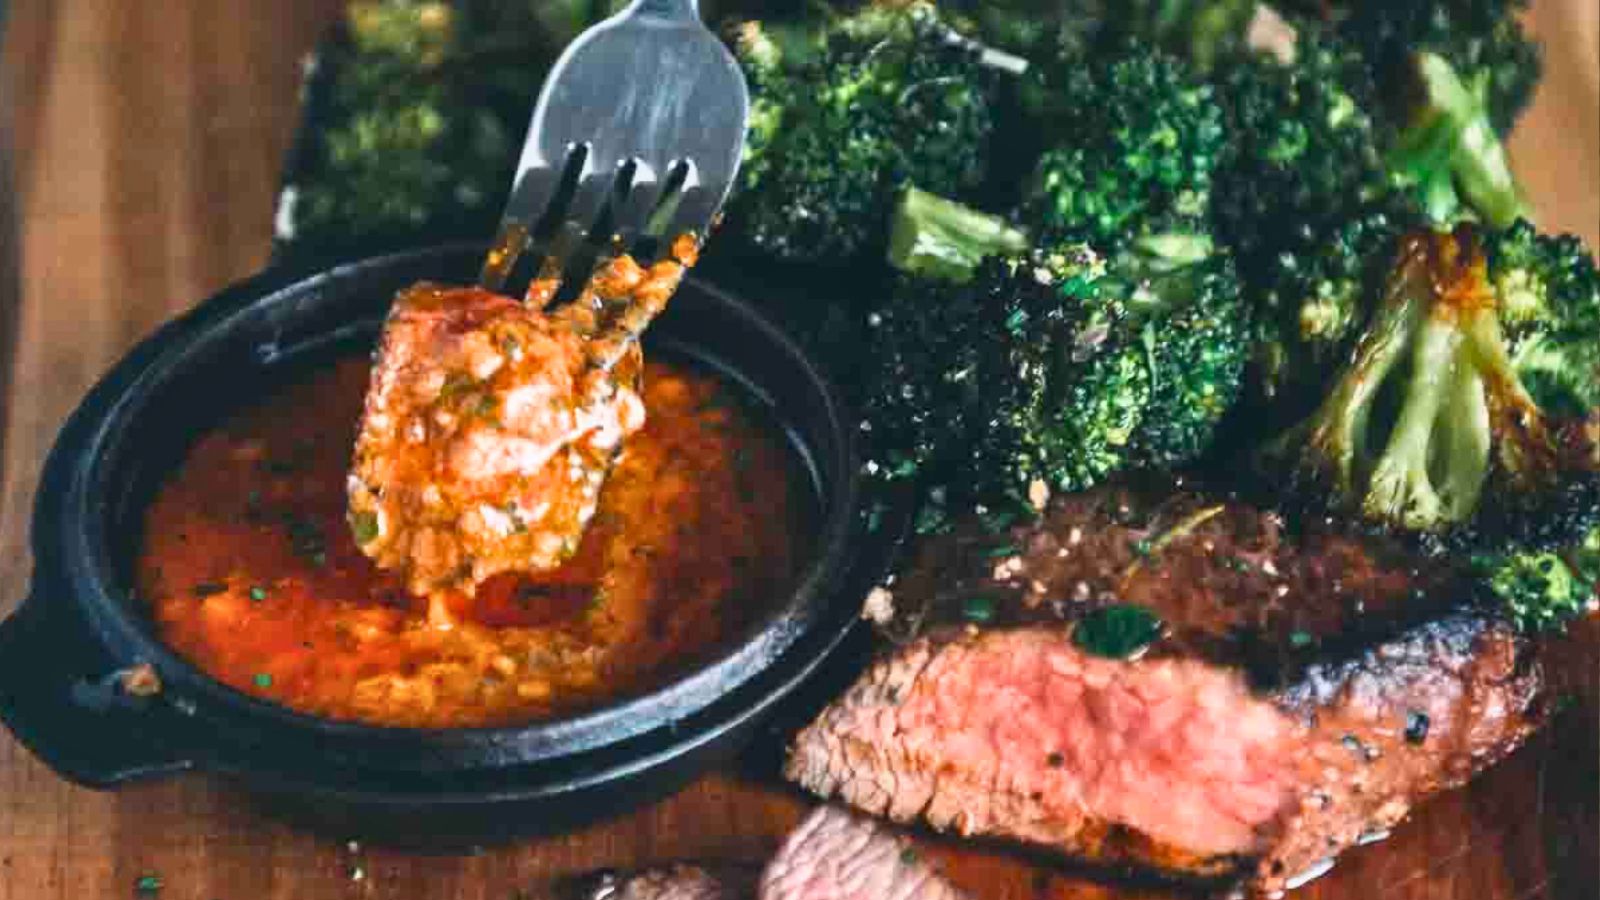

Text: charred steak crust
xmin=788 ymin=485 xmax=1547 ymax=895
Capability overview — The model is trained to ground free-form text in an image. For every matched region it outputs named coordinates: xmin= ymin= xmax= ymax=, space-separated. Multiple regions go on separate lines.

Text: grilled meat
xmin=348 ymin=239 xmax=694 ymax=605
xmin=762 ymin=806 xmax=969 ymax=900
xmin=348 ymin=282 xmax=643 ymax=601
xmin=571 ymin=865 xmax=750 ymax=900
xmin=788 ymin=483 xmax=1547 ymax=895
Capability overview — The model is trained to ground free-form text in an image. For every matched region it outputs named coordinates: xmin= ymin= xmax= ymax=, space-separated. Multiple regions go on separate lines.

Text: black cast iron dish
xmin=0 ymin=244 xmax=891 ymax=842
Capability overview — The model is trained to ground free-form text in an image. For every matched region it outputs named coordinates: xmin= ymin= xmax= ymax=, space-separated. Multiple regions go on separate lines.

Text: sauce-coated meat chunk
xmin=348 ymin=283 xmax=645 ymax=597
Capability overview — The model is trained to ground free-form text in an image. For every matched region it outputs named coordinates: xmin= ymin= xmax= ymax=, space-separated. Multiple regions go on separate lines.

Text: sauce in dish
xmin=138 ymin=355 xmax=811 ymax=728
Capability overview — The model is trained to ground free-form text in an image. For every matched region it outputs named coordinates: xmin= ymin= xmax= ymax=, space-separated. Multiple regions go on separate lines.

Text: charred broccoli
xmin=946 ymin=0 xmax=1258 ymax=72
xmin=1472 ymin=524 xmax=1600 ymax=633
xmin=279 ymin=0 xmax=612 ymax=258
xmin=1262 ymin=223 xmax=1599 ymax=542
xmin=1268 ymin=0 xmax=1535 ymax=227
xmin=1022 ymin=45 xmax=1230 ymax=255
xmin=724 ymin=2 xmax=1000 ymax=265
xmin=864 ymin=189 xmax=1249 ymax=519
xmin=1318 ymin=0 xmax=1544 ymax=137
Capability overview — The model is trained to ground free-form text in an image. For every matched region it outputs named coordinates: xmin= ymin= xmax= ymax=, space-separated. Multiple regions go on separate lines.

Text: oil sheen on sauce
xmin=139 ymin=355 xmax=811 ymax=728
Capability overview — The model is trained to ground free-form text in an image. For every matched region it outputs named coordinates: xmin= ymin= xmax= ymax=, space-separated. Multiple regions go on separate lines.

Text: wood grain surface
xmin=1 ymin=2 xmax=1596 ymax=898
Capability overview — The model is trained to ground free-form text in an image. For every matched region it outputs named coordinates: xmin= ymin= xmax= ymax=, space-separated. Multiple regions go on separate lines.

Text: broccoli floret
xmin=865 ymin=192 xmax=1250 ymax=515
xmin=1262 ymin=223 xmax=1600 ymax=541
xmin=1276 ymin=1 xmax=1538 ymax=227
xmin=860 ymin=249 xmax=1096 ymax=505
xmin=1323 ymin=0 xmax=1543 ymax=136
xmin=1126 ymin=250 xmax=1251 ymax=466
xmin=1471 ymin=516 xmax=1600 ymax=632
xmin=1213 ymin=30 xmax=1389 ymax=275
xmin=1243 ymin=201 xmax=1422 ymax=418
xmin=279 ymin=0 xmax=604 ymax=257
xmin=724 ymin=2 xmax=1000 ymax=265
xmin=946 ymin=0 xmax=1258 ymax=72
xmin=1022 ymin=46 xmax=1230 ymax=254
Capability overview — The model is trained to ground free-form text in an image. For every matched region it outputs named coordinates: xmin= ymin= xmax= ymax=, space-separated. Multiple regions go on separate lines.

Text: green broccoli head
xmin=1213 ymin=30 xmax=1389 ymax=272
xmin=1472 ymin=518 xmax=1600 ymax=632
xmin=1246 ymin=201 xmax=1418 ymax=417
xmin=861 ymin=247 xmax=1116 ymax=509
xmin=1262 ymin=223 xmax=1600 ymax=546
xmin=866 ymin=190 xmax=1251 ymax=517
xmin=1121 ymin=250 xmax=1251 ymax=467
xmin=725 ymin=2 xmax=999 ymax=265
xmin=1022 ymin=46 xmax=1229 ymax=253
xmin=946 ymin=0 xmax=1257 ymax=72
xmin=1277 ymin=1 xmax=1537 ymax=228
xmin=1328 ymin=0 xmax=1542 ymax=136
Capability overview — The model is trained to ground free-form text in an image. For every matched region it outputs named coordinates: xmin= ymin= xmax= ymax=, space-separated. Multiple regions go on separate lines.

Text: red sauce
xmin=138 ymin=355 xmax=809 ymax=727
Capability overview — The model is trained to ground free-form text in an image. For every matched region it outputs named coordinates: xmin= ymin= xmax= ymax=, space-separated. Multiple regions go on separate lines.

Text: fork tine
xmin=653 ymin=183 xmax=719 ymax=247
xmin=515 ymin=171 xmax=617 ymax=306
xmin=479 ymin=165 xmax=563 ymax=291
xmin=609 ymin=168 xmax=665 ymax=247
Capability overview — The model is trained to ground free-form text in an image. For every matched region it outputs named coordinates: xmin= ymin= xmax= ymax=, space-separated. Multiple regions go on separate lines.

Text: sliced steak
xmin=762 ymin=806 xmax=969 ymax=900
xmin=568 ymin=864 xmax=754 ymax=900
xmin=788 ymin=482 xmax=1546 ymax=896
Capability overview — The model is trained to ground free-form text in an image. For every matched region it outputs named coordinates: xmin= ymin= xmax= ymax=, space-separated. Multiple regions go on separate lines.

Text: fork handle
xmin=628 ymin=0 xmax=699 ymax=22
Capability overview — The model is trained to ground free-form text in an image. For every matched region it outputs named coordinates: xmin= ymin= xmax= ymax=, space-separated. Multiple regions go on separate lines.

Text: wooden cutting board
xmin=0 ymin=2 xmax=1595 ymax=898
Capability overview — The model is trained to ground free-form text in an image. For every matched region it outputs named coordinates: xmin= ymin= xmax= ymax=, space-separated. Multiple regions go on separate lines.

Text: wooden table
xmin=1 ymin=2 xmax=1595 ymax=898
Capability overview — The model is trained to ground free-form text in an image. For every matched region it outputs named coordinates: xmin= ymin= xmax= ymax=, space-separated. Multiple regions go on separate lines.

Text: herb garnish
xmin=962 ymin=596 xmax=996 ymax=624
xmin=350 ymin=510 xmax=379 ymax=545
xmin=253 ymin=673 xmax=273 ymax=689
xmin=134 ymin=873 xmax=163 ymax=896
xmin=248 ymin=585 xmax=268 ymax=602
xmin=1073 ymin=604 xmax=1163 ymax=659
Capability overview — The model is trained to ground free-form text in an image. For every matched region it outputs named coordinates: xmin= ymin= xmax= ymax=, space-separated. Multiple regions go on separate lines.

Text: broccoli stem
xmin=1434 ymin=343 xmax=1493 ymax=519
xmin=1363 ymin=314 xmax=1467 ymax=527
xmin=1290 ymin=250 xmax=1429 ymax=498
xmin=1391 ymin=52 xmax=1530 ymax=228
xmin=887 ymin=186 xmax=1030 ymax=283
xmin=1461 ymin=301 xmax=1561 ymax=488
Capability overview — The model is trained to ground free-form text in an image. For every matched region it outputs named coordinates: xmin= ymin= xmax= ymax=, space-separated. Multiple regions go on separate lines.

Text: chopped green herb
xmin=898 ymin=847 xmax=919 ymax=865
xmin=191 ymin=582 xmax=226 ymax=598
xmin=1288 ymin=630 xmax=1314 ymax=648
xmin=253 ymin=673 xmax=273 ymax=689
xmin=1130 ymin=538 xmax=1154 ymax=559
xmin=350 ymin=510 xmax=379 ymax=545
xmin=471 ymin=393 xmax=499 ymax=419
xmin=134 ymin=873 xmax=163 ymax=896
xmin=438 ymin=371 xmax=477 ymax=400
xmin=962 ymin=596 xmax=996 ymax=624
xmin=983 ymin=543 xmax=1018 ymax=559
xmin=248 ymin=585 xmax=268 ymax=602
xmin=1073 ymin=605 xmax=1163 ymax=659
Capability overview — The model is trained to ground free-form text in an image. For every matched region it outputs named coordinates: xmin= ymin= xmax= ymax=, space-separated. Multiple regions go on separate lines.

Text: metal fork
xmin=479 ymin=0 xmax=749 ymax=294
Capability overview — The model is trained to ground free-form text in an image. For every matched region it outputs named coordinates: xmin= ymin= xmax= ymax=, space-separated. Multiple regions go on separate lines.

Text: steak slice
xmin=761 ymin=806 xmax=969 ymax=900
xmin=788 ymin=483 xmax=1547 ymax=896
xmin=566 ymin=864 xmax=754 ymax=900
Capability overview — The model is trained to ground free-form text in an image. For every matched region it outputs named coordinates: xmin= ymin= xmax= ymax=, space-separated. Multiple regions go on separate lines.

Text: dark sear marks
xmin=793 ymin=480 xmax=1547 ymax=896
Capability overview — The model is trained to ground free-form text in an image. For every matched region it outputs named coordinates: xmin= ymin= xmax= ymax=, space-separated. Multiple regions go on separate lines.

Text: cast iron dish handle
xmin=0 ymin=596 xmax=195 ymax=787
